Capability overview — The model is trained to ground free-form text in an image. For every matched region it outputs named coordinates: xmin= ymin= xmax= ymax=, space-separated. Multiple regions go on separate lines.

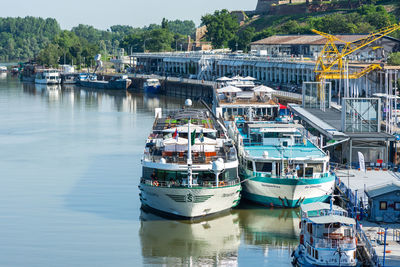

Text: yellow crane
xmin=313 ymin=23 xmax=400 ymax=82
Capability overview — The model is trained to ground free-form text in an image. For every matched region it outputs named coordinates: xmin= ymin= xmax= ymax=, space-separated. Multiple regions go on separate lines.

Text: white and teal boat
xmin=228 ymin=118 xmax=335 ymax=208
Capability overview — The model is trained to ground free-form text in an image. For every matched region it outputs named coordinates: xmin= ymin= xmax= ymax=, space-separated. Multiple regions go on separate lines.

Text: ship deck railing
xmin=140 ymin=178 xmax=240 ymax=188
xmin=143 ymin=150 xmax=237 ymax=164
xmin=252 ymin=172 xmax=331 ymax=180
xmin=310 ymin=236 xmax=356 ymax=250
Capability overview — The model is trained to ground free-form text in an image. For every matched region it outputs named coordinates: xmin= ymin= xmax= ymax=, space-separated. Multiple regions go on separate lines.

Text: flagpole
xmin=187 ymin=118 xmax=193 ymax=188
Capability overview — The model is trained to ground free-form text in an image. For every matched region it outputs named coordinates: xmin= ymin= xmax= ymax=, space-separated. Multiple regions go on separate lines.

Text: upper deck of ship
xmin=235 ymin=119 xmax=327 ymax=161
xmin=144 ymin=108 xmax=237 ymax=166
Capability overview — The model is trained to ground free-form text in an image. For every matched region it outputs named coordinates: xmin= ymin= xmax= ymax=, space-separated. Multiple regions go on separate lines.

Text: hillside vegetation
xmin=0 ymin=17 xmax=195 ymax=65
xmin=201 ymin=2 xmax=400 ymax=52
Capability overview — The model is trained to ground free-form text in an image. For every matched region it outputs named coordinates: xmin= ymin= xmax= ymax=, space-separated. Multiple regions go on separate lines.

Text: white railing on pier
xmin=129 ymin=73 xmax=216 ymax=87
xmin=394 ymin=229 xmax=400 ymax=242
xmin=356 ymin=222 xmax=381 ymax=266
xmin=129 ymin=52 xmax=314 ymax=64
xmin=272 ymin=90 xmax=302 ymax=100
xmin=334 ymin=174 xmax=381 ymax=266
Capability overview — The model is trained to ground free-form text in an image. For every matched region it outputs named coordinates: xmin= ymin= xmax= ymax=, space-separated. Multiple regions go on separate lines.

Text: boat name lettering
xmin=305 ymin=185 xmax=322 ymax=189
xmin=222 ymin=192 xmax=235 ymax=197
xmin=261 ymin=184 xmax=280 ymax=188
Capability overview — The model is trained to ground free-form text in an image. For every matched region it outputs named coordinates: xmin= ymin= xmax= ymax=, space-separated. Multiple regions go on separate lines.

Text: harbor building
xmin=289 ymin=84 xmax=395 ymax=167
xmin=250 ymin=34 xmax=400 ymax=58
xmin=365 ymin=181 xmax=400 ymax=223
xmin=114 ymin=50 xmax=400 ymax=99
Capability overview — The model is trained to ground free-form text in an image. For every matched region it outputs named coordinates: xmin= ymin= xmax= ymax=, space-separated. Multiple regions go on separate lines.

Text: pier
xmin=111 ymin=52 xmax=400 ymax=99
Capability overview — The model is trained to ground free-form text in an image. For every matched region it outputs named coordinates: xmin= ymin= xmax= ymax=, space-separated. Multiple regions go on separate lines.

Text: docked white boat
xmin=139 ymin=100 xmax=241 ymax=218
xmin=35 ymin=69 xmax=61 ymax=84
xmin=292 ymin=202 xmax=357 ymax=267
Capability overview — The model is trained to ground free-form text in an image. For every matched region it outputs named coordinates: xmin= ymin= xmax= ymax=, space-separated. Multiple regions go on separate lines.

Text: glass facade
xmin=342 ymin=98 xmax=380 ymax=133
xmin=302 ymin=82 xmax=331 ymax=110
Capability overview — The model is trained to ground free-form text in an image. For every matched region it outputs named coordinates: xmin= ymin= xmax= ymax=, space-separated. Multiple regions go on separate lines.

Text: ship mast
xmin=185 ymin=99 xmax=193 ymax=188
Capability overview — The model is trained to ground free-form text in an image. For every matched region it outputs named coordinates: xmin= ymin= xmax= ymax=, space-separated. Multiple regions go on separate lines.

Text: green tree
xmin=388 ymin=52 xmax=400 ymax=66
xmin=168 ymin=20 xmax=196 ymax=36
xmin=37 ymin=43 xmax=60 ymax=66
xmin=161 ymin=18 xmax=169 ymax=30
xmin=229 ymin=27 xmax=255 ymax=52
xmin=145 ymin=29 xmax=174 ymax=52
xmin=201 ymin=9 xmax=240 ymax=48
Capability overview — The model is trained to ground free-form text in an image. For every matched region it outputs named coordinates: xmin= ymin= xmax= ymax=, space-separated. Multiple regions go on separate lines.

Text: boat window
xmin=344 ymin=228 xmax=352 ymax=237
xmin=255 ymin=162 xmax=272 ymax=172
xmin=238 ymin=108 xmax=243 ymax=116
xmin=395 ymin=202 xmax=400 ymax=211
xmin=222 ymin=168 xmax=237 ymax=180
xmin=307 ymin=163 xmax=323 ymax=173
xmin=305 ymin=167 xmax=314 ymax=177
xmin=247 ymin=160 xmax=253 ymax=171
xmin=315 ymin=250 xmax=318 ymax=260
xmin=379 ymin=201 xmax=387 ymax=210
xmin=194 ymin=171 xmax=214 ymax=181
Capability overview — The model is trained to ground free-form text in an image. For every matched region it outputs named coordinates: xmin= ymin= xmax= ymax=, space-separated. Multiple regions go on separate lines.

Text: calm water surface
xmin=0 ymin=74 xmax=298 ymax=267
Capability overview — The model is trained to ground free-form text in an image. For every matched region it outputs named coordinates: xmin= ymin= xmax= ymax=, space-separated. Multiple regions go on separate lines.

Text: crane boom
xmin=313 ymin=24 xmax=400 ymax=81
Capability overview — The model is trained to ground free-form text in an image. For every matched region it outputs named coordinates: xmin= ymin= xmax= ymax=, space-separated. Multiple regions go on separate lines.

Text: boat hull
xmin=35 ymin=78 xmax=61 ymax=85
xmin=292 ymin=245 xmax=357 ymax=267
xmin=144 ymin=85 xmax=161 ymax=94
xmin=139 ymin=184 xmax=241 ymax=218
xmin=241 ymin=174 xmax=335 ymax=208
xmin=78 ymin=80 xmax=130 ymax=90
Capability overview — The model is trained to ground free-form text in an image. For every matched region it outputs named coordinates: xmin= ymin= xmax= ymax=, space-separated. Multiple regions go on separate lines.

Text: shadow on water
xmin=139 ymin=202 xmax=301 ymax=266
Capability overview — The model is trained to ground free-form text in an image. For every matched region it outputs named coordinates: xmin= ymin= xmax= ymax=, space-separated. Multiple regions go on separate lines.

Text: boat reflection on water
xmin=0 ymin=72 xmax=7 ymax=79
xmin=139 ymin=208 xmax=241 ymax=266
xmin=238 ymin=203 xmax=300 ymax=248
xmin=21 ymin=83 xmax=187 ymax=114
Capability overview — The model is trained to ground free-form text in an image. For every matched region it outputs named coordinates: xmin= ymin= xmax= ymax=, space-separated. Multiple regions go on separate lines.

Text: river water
xmin=0 ymin=74 xmax=298 ymax=267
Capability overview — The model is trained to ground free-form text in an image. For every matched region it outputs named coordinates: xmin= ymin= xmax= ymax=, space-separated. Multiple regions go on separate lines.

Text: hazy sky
xmin=1 ymin=0 xmax=256 ymax=30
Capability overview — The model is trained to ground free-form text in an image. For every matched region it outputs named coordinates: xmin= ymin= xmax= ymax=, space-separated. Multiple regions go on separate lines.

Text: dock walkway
xmin=361 ymin=222 xmax=400 ymax=266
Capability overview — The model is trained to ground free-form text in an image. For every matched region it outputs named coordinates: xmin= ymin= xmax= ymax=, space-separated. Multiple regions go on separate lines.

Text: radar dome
xmin=212 ymin=158 xmax=224 ymax=173
xmin=185 ymin=99 xmax=192 ymax=107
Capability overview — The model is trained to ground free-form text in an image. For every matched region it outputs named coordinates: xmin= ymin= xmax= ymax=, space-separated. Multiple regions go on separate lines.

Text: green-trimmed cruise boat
xmin=228 ymin=117 xmax=335 ymax=208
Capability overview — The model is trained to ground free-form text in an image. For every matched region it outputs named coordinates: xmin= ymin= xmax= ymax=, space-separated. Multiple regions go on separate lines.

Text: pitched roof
xmin=301 ymin=202 xmax=346 ymax=213
xmin=309 ymin=215 xmax=356 ymax=225
xmin=365 ymin=181 xmax=400 ymax=198
xmin=251 ymin=34 xmax=372 ymax=46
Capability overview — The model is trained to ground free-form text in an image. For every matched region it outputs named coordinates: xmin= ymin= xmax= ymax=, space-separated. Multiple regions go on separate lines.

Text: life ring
xmin=219 ymin=181 xmax=226 ymax=187
xmin=153 ymin=181 xmax=159 ymax=187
